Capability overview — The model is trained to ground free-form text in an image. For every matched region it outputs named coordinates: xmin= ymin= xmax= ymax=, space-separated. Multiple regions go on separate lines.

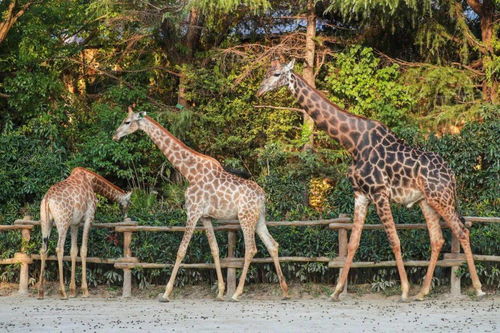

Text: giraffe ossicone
xmin=113 ymin=106 xmax=289 ymax=301
xmin=38 ymin=167 xmax=131 ymax=299
xmin=257 ymin=60 xmax=484 ymax=301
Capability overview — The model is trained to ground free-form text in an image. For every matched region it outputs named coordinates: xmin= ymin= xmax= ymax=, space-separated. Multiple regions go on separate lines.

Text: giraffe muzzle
xmin=256 ymin=87 xmax=266 ymax=97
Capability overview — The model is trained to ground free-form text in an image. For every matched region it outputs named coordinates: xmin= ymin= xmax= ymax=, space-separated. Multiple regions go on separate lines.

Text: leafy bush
xmin=321 ymin=45 xmax=415 ymax=131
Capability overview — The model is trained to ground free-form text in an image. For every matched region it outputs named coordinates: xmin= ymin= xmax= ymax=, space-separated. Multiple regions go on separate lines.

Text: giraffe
xmin=38 ymin=167 xmax=131 ymax=299
xmin=112 ymin=106 xmax=289 ymax=302
xmin=256 ymin=59 xmax=484 ymax=301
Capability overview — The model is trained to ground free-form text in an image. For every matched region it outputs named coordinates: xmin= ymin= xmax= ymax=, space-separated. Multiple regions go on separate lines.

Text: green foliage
xmin=193 ymin=0 xmax=270 ymax=14
xmin=325 ymin=0 xmax=432 ymax=30
xmin=401 ymin=65 xmax=486 ymax=130
xmin=0 ymin=131 xmax=67 ymax=222
xmin=322 ymin=45 xmax=415 ymax=131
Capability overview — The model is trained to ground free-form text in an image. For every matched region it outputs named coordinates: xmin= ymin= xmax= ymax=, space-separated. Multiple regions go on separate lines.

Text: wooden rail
xmin=1 ymin=215 xmax=498 ymax=298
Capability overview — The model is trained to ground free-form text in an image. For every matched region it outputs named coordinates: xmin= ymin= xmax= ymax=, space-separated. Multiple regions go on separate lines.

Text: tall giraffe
xmin=113 ymin=106 xmax=289 ymax=301
xmin=257 ymin=60 xmax=484 ymax=301
xmin=38 ymin=167 xmax=131 ymax=299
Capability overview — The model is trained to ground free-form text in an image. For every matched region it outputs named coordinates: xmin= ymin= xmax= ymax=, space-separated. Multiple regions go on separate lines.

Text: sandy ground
xmin=0 ymin=293 xmax=498 ymax=333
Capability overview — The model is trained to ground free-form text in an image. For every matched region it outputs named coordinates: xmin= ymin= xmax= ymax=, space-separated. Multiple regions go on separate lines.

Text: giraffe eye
xmin=125 ymin=121 xmax=131 ymax=125
xmin=273 ymin=73 xmax=281 ymax=77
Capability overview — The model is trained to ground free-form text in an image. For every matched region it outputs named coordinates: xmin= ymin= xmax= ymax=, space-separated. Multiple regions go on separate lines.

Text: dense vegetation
xmin=0 ymin=0 xmax=498 ymax=291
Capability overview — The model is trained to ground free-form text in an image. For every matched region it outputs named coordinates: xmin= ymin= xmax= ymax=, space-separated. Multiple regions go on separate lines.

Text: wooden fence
xmin=1 ymin=215 xmax=499 ymax=298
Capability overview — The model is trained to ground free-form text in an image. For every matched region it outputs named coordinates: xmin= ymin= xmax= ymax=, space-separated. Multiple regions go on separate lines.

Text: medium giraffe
xmin=113 ymin=106 xmax=289 ymax=301
xmin=38 ymin=167 xmax=131 ymax=299
xmin=257 ymin=59 xmax=484 ymax=301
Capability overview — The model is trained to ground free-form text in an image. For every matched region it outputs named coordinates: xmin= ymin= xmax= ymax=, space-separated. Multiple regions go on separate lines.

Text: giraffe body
xmin=257 ymin=60 xmax=484 ymax=301
xmin=113 ymin=107 xmax=288 ymax=301
xmin=38 ymin=167 xmax=131 ymax=299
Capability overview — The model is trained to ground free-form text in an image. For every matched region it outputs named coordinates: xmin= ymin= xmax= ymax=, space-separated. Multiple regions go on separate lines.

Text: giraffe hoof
xmin=398 ymin=297 xmax=411 ymax=303
xmin=37 ymin=295 xmax=44 ymax=300
xmin=60 ymin=295 xmax=68 ymax=300
xmin=281 ymin=295 xmax=290 ymax=301
xmin=330 ymin=293 xmax=340 ymax=302
xmin=157 ymin=293 xmax=170 ymax=303
xmin=215 ymin=295 xmax=225 ymax=302
xmin=414 ymin=293 xmax=426 ymax=301
xmin=230 ymin=296 xmax=240 ymax=302
xmin=476 ymin=290 xmax=486 ymax=298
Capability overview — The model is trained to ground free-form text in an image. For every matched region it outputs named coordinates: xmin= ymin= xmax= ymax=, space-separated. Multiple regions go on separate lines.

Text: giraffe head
xmin=119 ymin=191 xmax=132 ymax=217
xmin=112 ymin=105 xmax=147 ymax=141
xmin=256 ymin=59 xmax=295 ymax=97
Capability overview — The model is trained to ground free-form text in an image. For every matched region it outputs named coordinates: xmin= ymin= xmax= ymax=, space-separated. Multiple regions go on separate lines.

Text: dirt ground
xmin=0 ymin=284 xmax=498 ymax=332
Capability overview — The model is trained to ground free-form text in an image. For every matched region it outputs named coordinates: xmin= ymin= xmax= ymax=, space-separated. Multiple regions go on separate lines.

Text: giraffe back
xmin=43 ymin=170 xmax=97 ymax=226
xmin=351 ymin=123 xmax=456 ymax=207
xmin=186 ymin=168 xmax=265 ymax=220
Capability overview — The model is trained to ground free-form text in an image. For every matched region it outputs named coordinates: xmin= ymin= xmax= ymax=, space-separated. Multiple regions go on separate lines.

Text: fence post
xmin=17 ymin=216 xmax=32 ymax=295
xmin=450 ymin=233 xmax=461 ymax=297
xmin=122 ymin=218 xmax=134 ymax=298
xmin=226 ymin=230 xmax=237 ymax=297
xmin=337 ymin=214 xmax=349 ymax=295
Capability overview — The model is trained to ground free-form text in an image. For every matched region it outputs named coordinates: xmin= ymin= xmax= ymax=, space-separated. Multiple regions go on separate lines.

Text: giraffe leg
xmin=80 ymin=216 xmax=93 ymax=298
xmin=231 ymin=214 xmax=258 ymax=301
xmin=373 ymin=193 xmax=410 ymax=301
xmin=427 ymin=200 xmax=484 ymax=297
xmin=256 ymin=214 xmax=289 ymax=299
xmin=37 ymin=215 xmax=52 ymax=300
xmin=69 ymin=225 xmax=79 ymax=297
xmin=331 ymin=193 xmax=369 ymax=300
xmin=56 ymin=227 xmax=69 ymax=300
xmin=201 ymin=218 xmax=225 ymax=300
xmin=415 ymin=200 xmax=444 ymax=301
xmin=159 ymin=213 xmax=201 ymax=302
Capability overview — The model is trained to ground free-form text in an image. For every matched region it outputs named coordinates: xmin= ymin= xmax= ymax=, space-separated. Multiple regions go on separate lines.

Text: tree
xmin=325 ymin=0 xmax=498 ymax=104
xmin=302 ymin=0 xmax=317 ymax=150
xmin=0 ymin=0 xmax=37 ymax=44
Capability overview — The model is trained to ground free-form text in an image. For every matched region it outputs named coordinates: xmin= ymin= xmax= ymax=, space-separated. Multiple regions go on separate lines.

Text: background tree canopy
xmin=0 ymin=0 xmax=498 ymax=289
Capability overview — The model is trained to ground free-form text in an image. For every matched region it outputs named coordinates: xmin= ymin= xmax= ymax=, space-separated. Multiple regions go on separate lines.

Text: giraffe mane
xmin=292 ymin=72 xmax=373 ymax=122
xmin=144 ymin=116 xmax=223 ymax=168
xmin=71 ymin=167 xmax=126 ymax=194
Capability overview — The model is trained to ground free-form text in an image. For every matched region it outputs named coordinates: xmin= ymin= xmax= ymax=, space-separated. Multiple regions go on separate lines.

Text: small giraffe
xmin=257 ymin=60 xmax=484 ymax=301
xmin=113 ymin=106 xmax=289 ymax=301
xmin=38 ymin=167 xmax=131 ymax=299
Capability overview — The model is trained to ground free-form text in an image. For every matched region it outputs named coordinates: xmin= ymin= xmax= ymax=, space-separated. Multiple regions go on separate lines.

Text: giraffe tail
xmin=459 ymin=215 xmax=472 ymax=229
xmin=39 ymin=196 xmax=53 ymax=248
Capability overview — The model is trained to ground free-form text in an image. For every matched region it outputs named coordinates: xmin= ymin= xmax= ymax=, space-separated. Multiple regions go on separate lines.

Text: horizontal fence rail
xmin=0 ymin=215 xmax=498 ymax=298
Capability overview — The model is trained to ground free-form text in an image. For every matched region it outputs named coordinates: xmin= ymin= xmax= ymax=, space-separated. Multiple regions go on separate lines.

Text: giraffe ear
xmin=284 ymin=59 xmax=295 ymax=71
xmin=138 ymin=111 xmax=146 ymax=119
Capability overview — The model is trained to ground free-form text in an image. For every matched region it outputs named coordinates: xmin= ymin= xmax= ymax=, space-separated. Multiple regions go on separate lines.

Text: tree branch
xmin=0 ymin=1 xmax=37 ymax=44
xmin=69 ymin=59 xmax=172 ymax=109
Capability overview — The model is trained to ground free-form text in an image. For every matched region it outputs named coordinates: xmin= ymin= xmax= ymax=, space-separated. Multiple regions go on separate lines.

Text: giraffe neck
xmin=289 ymin=73 xmax=371 ymax=156
xmin=140 ymin=116 xmax=222 ymax=183
xmin=71 ymin=168 xmax=128 ymax=203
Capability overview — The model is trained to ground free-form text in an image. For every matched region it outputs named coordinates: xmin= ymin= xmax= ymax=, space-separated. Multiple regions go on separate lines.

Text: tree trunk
xmin=302 ymin=0 xmax=316 ymax=150
xmin=177 ymin=8 xmax=202 ymax=108
xmin=185 ymin=7 xmax=201 ymax=60
xmin=466 ymin=0 xmax=497 ymax=103
xmin=0 ymin=1 xmax=34 ymax=44
xmin=479 ymin=0 xmax=496 ymax=103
